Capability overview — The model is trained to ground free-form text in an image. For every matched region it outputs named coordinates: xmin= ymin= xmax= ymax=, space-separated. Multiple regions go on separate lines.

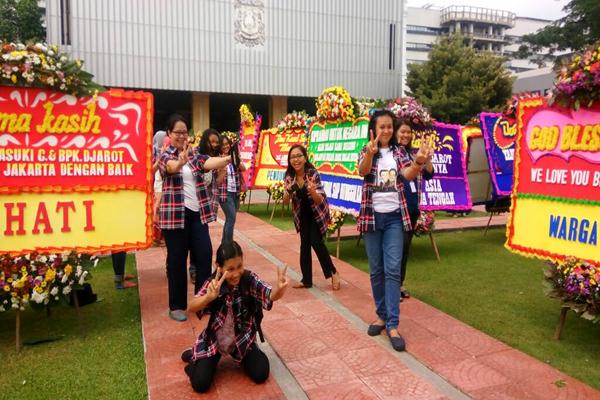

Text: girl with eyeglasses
xmin=282 ymin=144 xmax=341 ymax=291
xmin=158 ymin=114 xmax=232 ymax=322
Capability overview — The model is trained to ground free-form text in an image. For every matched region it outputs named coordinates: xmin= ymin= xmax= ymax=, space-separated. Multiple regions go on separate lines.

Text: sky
xmin=407 ymin=0 xmax=570 ymax=20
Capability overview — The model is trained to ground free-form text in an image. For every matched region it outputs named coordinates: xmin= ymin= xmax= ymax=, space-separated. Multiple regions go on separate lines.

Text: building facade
xmin=45 ymin=0 xmax=407 ymax=131
xmin=405 ymin=5 xmax=551 ymax=73
xmin=44 ymin=1 xmax=553 ymax=131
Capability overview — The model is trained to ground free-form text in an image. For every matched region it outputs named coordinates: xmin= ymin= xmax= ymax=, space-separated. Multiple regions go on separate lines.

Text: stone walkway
xmin=137 ymin=211 xmax=600 ymax=400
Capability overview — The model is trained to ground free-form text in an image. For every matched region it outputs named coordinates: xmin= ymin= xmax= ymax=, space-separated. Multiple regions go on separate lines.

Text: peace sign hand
xmin=178 ymin=141 xmax=190 ymax=167
xmin=366 ymin=130 xmax=381 ymax=156
xmin=306 ymin=175 xmax=317 ymax=194
xmin=206 ymin=271 xmax=228 ymax=302
xmin=415 ymin=140 xmax=433 ymax=166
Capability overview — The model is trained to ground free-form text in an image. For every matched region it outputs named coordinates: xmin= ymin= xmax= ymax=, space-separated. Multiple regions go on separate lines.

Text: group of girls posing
xmin=156 ymin=111 xmax=432 ymax=392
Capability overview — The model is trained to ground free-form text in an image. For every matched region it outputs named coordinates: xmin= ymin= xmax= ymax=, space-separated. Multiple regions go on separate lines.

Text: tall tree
xmin=519 ymin=0 xmax=600 ymax=62
xmin=406 ymin=36 xmax=513 ymax=125
xmin=0 ymin=0 xmax=18 ymax=42
xmin=16 ymin=0 xmax=45 ymax=43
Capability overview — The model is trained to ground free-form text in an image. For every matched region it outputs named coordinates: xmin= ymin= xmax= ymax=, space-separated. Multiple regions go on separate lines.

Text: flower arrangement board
xmin=0 ymin=86 xmax=154 ymax=255
xmin=506 ymin=97 xmax=600 ymax=264
xmin=307 ymin=118 xmax=369 ymax=215
xmin=238 ymin=105 xmax=261 ymax=189
xmin=252 ymin=128 xmax=306 ymax=188
xmin=479 ymin=113 xmax=517 ymax=197
xmin=416 ymin=123 xmax=473 ymax=211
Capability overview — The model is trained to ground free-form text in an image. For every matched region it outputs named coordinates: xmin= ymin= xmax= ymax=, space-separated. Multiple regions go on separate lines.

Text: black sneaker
xmin=181 ymin=348 xmax=193 ymax=363
xmin=367 ymin=323 xmax=386 ymax=336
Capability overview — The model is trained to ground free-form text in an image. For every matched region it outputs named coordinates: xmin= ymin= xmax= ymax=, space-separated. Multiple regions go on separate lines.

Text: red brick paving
xmin=137 ymin=210 xmax=600 ymax=400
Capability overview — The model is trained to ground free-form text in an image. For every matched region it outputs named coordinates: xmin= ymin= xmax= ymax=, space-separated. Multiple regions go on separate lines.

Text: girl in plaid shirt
xmin=214 ymin=135 xmax=247 ymax=244
xmin=158 ymin=114 xmax=233 ymax=322
xmin=358 ymin=110 xmax=433 ymax=351
xmin=396 ymin=119 xmax=434 ymax=300
xmin=181 ymin=241 xmax=289 ymax=393
xmin=282 ymin=144 xmax=341 ymax=290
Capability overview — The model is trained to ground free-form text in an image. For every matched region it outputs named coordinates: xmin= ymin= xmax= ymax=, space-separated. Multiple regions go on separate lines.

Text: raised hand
xmin=206 ymin=270 xmax=228 ymax=301
xmin=178 ymin=141 xmax=190 ymax=167
xmin=306 ymin=175 xmax=317 ymax=194
xmin=366 ymin=129 xmax=381 ymax=156
xmin=415 ymin=140 xmax=433 ymax=166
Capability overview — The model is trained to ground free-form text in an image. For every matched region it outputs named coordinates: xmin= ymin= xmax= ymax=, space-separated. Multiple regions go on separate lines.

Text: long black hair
xmin=199 ymin=128 xmax=220 ymax=156
xmin=368 ymin=109 xmax=399 ymax=148
xmin=215 ymin=240 xmax=244 ymax=267
xmin=395 ymin=118 xmax=414 ymax=151
xmin=285 ymin=144 xmax=316 ymax=178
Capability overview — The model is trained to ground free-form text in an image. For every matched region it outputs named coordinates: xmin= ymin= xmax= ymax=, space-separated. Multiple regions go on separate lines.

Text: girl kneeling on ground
xmin=181 ymin=241 xmax=289 ymax=393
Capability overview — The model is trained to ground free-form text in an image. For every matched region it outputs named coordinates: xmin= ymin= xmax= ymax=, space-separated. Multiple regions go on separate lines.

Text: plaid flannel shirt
xmin=214 ymin=165 xmax=242 ymax=203
xmin=356 ymin=145 xmax=413 ymax=233
xmin=404 ymin=147 xmax=434 ymax=215
xmin=191 ymin=271 xmax=273 ymax=362
xmin=285 ymin=168 xmax=330 ymax=236
xmin=158 ymin=146 xmax=217 ymax=229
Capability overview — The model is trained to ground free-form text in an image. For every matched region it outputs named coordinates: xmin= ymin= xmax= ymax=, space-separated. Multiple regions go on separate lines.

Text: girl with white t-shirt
xmin=357 ymin=109 xmax=433 ymax=351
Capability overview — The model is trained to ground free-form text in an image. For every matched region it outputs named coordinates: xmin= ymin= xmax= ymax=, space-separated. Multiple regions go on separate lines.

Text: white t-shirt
xmin=372 ymin=148 xmax=400 ymax=213
xmin=153 ymin=170 xmax=163 ymax=193
xmin=182 ymin=164 xmax=200 ymax=211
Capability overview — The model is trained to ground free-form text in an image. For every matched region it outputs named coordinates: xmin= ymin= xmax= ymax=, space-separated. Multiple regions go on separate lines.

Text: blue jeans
xmin=363 ymin=211 xmax=404 ymax=330
xmin=220 ymin=192 xmax=239 ymax=244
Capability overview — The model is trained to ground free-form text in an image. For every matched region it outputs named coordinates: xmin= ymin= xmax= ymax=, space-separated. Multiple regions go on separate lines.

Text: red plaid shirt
xmin=191 ymin=271 xmax=272 ymax=362
xmin=284 ymin=168 xmax=330 ymax=236
xmin=357 ymin=145 xmax=413 ymax=233
xmin=213 ymin=165 xmax=243 ymax=203
xmin=157 ymin=146 xmax=217 ymax=229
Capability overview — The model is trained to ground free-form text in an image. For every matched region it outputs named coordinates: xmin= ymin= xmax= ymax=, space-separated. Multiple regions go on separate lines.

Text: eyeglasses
xmin=289 ymin=154 xmax=305 ymax=160
xmin=171 ymin=130 xmax=189 ymax=137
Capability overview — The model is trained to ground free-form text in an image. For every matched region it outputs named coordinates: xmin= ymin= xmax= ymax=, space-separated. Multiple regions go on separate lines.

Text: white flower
xmin=16 ymin=43 xmax=25 ymax=50
xmin=48 ymin=255 xmax=56 ymax=262
xmin=61 ymin=274 xmax=68 ymax=284
xmin=39 ymin=256 xmax=48 ymax=263
xmin=0 ymin=306 xmax=5 ymax=312
xmin=31 ymin=290 xmax=46 ymax=304
xmin=48 ymin=50 xmax=55 ymax=57
xmin=78 ymin=271 xmax=88 ymax=285
xmin=12 ymin=303 xmax=19 ymax=309
xmin=50 ymin=287 xmax=59 ymax=296
xmin=62 ymin=286 xmax=72 ymax=295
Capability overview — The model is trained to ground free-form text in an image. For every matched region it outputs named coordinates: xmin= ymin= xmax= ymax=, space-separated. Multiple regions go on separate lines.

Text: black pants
xmin=400 ymin=212 xmax=420 ymax=287
xmin=299 ymin=213 xmax=336 ymax=287
xmin=111 ymin=252 xmax=126 ymax=276
xmin=185 ymin=344 xmax=270 ymax=393
xmin=162 ymin=208 xmax=213 ymax=311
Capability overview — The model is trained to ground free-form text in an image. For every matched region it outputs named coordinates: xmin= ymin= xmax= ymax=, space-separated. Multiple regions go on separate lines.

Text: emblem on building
xmin=234 ymin=0 xmax=265 ymax=47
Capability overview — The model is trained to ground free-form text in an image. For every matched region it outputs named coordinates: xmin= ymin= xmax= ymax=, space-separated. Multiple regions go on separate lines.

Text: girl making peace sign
xmin=282 ymin=144 xmax=341 ymax=290
xmin=181 ymin=241 xmax=289 ymax=393
xmin=357 ymin=109 xmax=433 ymax=352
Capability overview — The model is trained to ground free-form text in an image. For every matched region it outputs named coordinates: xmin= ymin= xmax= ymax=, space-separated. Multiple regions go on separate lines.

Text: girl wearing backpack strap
xmin=181 ymin=241 xmax=289 ymax=393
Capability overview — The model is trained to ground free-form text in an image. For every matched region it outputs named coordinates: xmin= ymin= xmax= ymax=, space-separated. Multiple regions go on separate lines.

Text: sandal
xmin=331 ymin=272 xmax=341 ymax=291
xmin=124 ymin=274 xmax=136 ymax=281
